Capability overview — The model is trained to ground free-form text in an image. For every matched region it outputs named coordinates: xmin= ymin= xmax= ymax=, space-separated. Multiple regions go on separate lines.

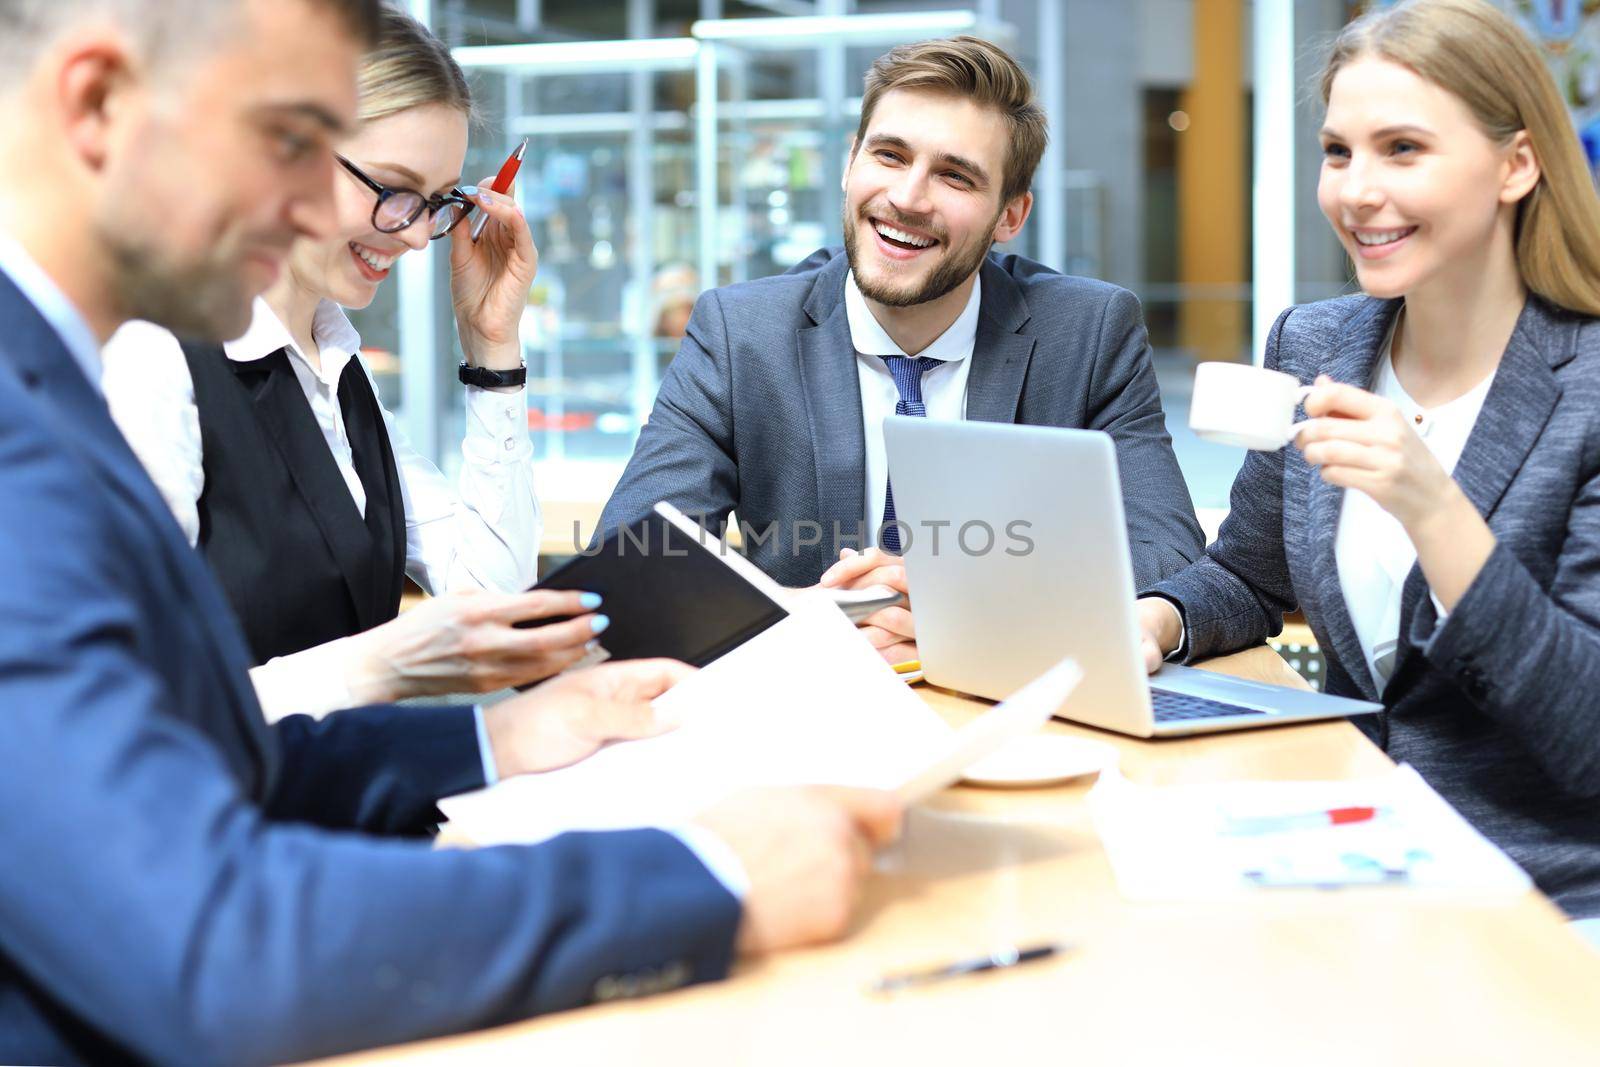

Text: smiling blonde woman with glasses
xmin=101 ymin=9 xmax=598 ymax=722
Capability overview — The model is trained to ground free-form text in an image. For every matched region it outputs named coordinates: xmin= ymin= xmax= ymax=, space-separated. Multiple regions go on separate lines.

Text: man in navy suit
xmin=0 ymin=1 xmax=900 ymax=1063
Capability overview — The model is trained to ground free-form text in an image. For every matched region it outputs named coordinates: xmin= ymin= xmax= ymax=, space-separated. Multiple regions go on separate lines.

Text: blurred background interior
xmin=357 ymin=0 xmax=1600 ymax=527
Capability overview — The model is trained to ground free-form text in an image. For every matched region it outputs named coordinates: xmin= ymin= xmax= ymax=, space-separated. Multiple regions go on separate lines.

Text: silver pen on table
xmin=870 ymin=942 xmax=1072 ymax=993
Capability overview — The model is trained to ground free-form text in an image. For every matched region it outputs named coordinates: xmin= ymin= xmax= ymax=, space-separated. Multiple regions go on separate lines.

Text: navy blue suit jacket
xmin=0 ymin=273 xmax=740 ymax=1066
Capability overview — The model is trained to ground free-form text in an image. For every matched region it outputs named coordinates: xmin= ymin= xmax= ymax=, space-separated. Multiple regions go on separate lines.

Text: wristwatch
xmin=458 ymin=362 xmax=527 ymax=388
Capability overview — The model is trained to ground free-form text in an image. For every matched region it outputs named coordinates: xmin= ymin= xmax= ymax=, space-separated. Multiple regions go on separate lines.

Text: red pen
xmin=469 ymin=137 xmax=528 ymax=242
xmin=1221 ymin=806 xmax=1386 ymax=835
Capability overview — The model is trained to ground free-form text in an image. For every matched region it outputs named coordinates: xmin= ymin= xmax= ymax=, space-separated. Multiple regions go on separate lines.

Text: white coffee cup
xmin=1188 ymin=362 xmax=1313 ymax=451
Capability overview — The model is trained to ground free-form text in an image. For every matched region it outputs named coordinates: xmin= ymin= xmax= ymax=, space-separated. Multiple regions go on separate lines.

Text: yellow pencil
xmin=892 ymin=659 xmax=922 ymax=674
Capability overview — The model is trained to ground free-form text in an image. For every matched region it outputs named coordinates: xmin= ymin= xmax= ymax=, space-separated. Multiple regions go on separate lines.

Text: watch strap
xmin=458 ymin=362 xmax=527 ymax=388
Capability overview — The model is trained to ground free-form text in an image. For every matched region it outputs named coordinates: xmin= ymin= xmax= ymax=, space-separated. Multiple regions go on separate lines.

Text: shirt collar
xmin=223 ymin=296 xmax=362 ymax=385
xmin=0 ymin=235 xmax=105 ymax=390
xmin=1373 ymin=316 xmax=1496 ymax=436
xmin=844 ymin=269 xmax=982 ymax=363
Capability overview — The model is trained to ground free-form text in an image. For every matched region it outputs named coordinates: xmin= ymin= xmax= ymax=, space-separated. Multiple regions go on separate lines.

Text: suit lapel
xmin=1388 ymin=298 xmax=1568 ymax=687
xmin=337 ymin=358 xmax=407 ymax=624
xmin=1447 ymin=299 xmax=1568 ymax=520
xmin=1306 ymin=297 xmax=1399 ymax=701
xmin=1382 ymin=564 xmax=1430 ymax=696
xmin=3 ymin=295 xmax=192 ymax=553
xmin=796 ymin=256 xmax=868 ymax=539
xmin=965 ymin=258 xmax=1037 ymax=423
xmin=232 ymin=350 xmax=378 ymax=625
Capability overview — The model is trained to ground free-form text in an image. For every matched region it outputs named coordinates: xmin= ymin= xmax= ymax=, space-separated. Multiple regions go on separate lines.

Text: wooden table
xmin=304 ymin=648 xmax=1600 ymax=1066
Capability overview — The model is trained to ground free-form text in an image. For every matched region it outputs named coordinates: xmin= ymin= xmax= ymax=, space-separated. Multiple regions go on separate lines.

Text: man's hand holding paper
xmin=695 ymin=786 xmax=905 ymax=954
xmin=482 ymin=658 xmax=694 ymax=778
xmin=452 ymin=581 xmax=1079 ymax=960
xmin=446 ymin=592 xmax=951 ymax=840
xmin=451 ymin=592 xmax=1078 ymax=835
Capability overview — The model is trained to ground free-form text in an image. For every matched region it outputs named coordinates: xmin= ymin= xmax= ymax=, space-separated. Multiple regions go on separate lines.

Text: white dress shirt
xmin=1335 ymin=322 xmax=1494 ymax=692
xmin=101 ymin=297 xmax=543 ymax=719
xmin=846 ymin=271 xmax=980 ymax=548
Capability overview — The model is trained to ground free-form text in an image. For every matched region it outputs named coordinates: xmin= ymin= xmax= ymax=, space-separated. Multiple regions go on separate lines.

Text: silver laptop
xmin=880 ymin=417 xmax=1382 ymax=737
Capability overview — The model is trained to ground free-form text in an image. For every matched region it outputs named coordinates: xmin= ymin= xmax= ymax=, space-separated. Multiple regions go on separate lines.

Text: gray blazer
xmin=599 ymin=248 xmax=1205 ymax=587
xmin=1152 ymin=295 xmax=1600 ymax=918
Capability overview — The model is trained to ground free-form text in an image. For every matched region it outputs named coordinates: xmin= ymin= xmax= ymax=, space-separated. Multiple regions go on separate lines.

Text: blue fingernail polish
xmin=459 ymin=185 xmax=478 ymax=197
xmin=590 ymin=614 xmax=610 ymax=634
xmin=579 ymin=592 xmax=602 ymax=609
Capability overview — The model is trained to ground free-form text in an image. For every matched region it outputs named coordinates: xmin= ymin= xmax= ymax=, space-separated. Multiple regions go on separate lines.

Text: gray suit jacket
xmin=1152 ymin=295 xmax=1600 ymax=918
xmin=599 ymin=248 xmax=1204 ymax=587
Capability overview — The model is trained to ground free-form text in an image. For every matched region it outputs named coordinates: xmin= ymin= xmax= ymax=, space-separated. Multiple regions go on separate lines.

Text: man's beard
xmin=842 ymin=204 xmax=996 ymax=308
xmin=98 ymin=219 xmax=257 ymax=342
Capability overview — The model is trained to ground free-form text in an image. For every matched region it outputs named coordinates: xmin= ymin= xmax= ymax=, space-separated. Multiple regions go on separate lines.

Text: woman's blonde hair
xmin=1321 ymin=0 xmax=1600 ymax=316
xmin=357 ymin=8 xmax=477 ymax=126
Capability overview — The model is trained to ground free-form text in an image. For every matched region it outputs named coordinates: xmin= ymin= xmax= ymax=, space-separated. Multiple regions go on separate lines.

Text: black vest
xmin=181 ymin=342 xmax=407 ymax=665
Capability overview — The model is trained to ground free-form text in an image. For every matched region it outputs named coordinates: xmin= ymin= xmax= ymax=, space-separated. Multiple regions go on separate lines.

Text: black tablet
xmin=526 ymin=507 xmax=788 ymax=667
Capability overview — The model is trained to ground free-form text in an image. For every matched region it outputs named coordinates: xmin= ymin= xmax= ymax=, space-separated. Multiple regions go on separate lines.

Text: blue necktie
xmin=879 ymin=355 xmax=943 ymax=554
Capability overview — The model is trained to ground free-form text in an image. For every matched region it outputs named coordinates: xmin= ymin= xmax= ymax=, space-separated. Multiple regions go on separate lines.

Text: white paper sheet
xmin=1088 ymin=763 xmax=1531 ymax=900
xmin=441 ymin=592 xmax=955 ymax=845
xmin=443 ymin=592 xmax=1082 ymax=845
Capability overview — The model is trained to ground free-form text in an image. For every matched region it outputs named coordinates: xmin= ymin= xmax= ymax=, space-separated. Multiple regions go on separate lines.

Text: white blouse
xmin=1334 ymin=321 xmax=1495 ymax=693
xmin=101 ymin=297 xmax=542 ymax=718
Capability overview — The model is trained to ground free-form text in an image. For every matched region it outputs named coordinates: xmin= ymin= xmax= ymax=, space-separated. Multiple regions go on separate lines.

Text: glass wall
xmin=352 ymin=0 xmax=1386 ymax=518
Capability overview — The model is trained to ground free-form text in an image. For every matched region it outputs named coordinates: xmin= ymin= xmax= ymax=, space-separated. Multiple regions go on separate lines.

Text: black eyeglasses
xmin=336 ymin=154 xmax=470 ymax=240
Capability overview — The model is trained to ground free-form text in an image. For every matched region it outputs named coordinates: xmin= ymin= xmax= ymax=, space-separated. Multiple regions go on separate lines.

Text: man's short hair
xmin=0 ymin=0 xmax=380 ymax=84
xmin=855 ymin=35 xmax=1048 ymax=206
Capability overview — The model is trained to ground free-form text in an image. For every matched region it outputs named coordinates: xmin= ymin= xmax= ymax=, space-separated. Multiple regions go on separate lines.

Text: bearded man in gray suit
xmin=598 ymin=36 xmax=1205 ymax=663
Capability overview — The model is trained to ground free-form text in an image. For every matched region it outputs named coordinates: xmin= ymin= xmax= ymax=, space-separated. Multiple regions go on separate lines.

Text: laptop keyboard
xmin=1151 ymin=690 xmax=1268 ymax=722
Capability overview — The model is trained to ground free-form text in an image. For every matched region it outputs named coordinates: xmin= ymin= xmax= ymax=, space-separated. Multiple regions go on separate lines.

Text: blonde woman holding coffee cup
xmin=1139 ymin=0 xmax=1600 ymax=920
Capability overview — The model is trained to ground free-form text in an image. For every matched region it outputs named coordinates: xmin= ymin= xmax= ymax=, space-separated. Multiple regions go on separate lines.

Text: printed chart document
xmin=1088 ymin=763 xmax=1531 ymax=900
xmin=441 ymin=593 xmax=1078 ymax=845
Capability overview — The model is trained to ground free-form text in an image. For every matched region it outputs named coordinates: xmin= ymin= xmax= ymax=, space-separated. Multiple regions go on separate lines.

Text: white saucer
xmin=961 ymin=734 xmax=1118 ymax=788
